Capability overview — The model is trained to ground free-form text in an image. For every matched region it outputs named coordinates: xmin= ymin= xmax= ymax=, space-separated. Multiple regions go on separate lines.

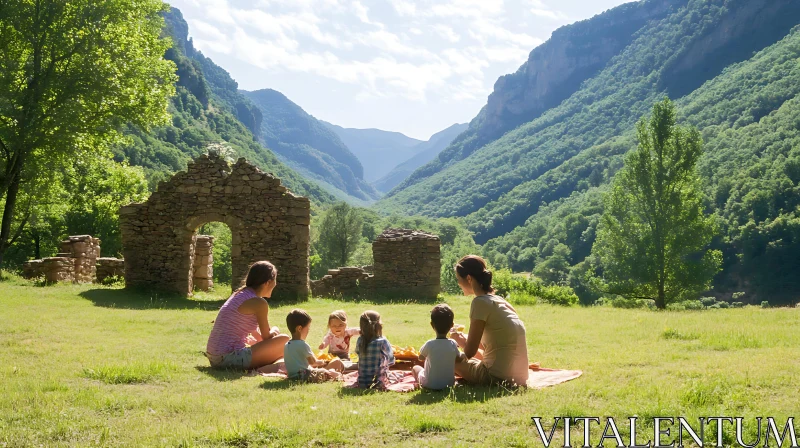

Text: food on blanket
xmin=349 ymin=353 xmax=358 ymax=362
xmin=317 ymin=352 xmax=336 ymax=362
xmin=391 ymin=345 xmax=420 ymax=360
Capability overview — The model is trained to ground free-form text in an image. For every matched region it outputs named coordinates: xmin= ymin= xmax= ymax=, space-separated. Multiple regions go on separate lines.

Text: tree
xmin=317 ymin=202 xmax=363 ymax=268
xmin=0 ymin=0 xmax=176 ymax=269
xmin=591 ymin=98 xmax=722 ymax=309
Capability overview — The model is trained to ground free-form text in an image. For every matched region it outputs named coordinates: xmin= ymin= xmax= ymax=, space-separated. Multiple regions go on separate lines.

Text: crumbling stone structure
xmin=192 ymin=235 xmax=214 ymax=291
xmin=372 ymin=229 xmax=440 ymax=298
xmin=311 ymin=267 xmax=374 ymax=297
xmin=311 ymin=229 xmax=440 ymax=300
xmin=22 ymin=235 xmax=101 ymax=283
xmin=96 ymin=258 xmax=125 ymax=283
xmin=119 ymin=154 xmax=310 ymax=300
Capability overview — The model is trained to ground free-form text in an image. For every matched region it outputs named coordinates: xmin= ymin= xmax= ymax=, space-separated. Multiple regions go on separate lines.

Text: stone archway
xmin=119 ymin=154 xmax=310 ymax=300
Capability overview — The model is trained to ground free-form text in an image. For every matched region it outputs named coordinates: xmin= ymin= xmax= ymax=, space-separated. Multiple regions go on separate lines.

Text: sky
xmin=169 ymin=0 xmax=634 ymax=140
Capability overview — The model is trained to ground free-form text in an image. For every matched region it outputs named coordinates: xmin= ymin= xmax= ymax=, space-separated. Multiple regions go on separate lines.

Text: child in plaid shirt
xmin=354 ymin=310 xmax=395 ymax=389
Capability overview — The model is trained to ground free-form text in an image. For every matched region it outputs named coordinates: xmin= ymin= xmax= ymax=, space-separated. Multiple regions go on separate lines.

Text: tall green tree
xmin=317 ymin=202 xmax=363 ymax=268
xmin=0 ymin=0 xmax=176 ymax=269
xmin=592 ymin=98 xmax=722 ymax=309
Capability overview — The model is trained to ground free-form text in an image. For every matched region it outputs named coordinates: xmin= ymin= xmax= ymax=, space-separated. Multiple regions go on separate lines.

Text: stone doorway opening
xmin=191 ymin=221 xmax=235 ymax=292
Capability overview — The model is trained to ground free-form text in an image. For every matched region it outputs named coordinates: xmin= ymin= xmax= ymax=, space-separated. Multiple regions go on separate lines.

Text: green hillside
xmin=113 ymin=7 xmax=333 ymax=205
xmin=376 ymin=0 xmax=800 ymax=302
xmin=242 ymin=89 xmax=379 ymax=202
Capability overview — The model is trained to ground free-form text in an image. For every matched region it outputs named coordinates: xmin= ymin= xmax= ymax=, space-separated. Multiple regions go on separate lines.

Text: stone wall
xmin=372 ymin=229 xmax=440 ymax=299
xmin=97 ymin=258 xmax=125 ymax=283
xmin=192 ymin=235 xmax=214 ymax=291
xmin=310 ymin=267 xmax=374 ymax=297
xmin=60 ymin=235 xmax=101 ymax=283
xmin=311 ymin=228 xmax=440 ymax=300
xmin=21 ymin=235 xmax=101 ymax=284
xmin=119 ymin=154 xmax=311 ymax=300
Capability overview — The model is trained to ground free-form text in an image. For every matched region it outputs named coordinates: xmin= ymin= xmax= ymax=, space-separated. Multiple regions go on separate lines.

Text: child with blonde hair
xmin=354 ymin=310 xmax=395 ymax=389
xmin=318 ymin=310 xmax=360 ymax=359
xmin=284 ymin=309 xmax=344 ymax=382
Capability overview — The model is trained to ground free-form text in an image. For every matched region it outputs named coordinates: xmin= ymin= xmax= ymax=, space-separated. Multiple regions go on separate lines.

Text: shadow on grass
xmin=407 ymin=384 xmax=524 ymax=404
xmin=259 ymin=379 xmax=300 ymax=391
xmin=194 ymin=365 xmax=251 ymax=381
xmin=79 ymin=288 xmax=226 ymax=311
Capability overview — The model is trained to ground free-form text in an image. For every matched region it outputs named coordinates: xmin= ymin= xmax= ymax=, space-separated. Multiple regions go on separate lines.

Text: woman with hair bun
xmin=204 ymin=261 xmax=290 ymax=370
xmin=449 ymin=255 xmax=530 ymax=386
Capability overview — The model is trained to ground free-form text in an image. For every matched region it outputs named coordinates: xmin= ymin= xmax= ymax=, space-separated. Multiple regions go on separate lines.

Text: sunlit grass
xmin=0 ymin=277 xmax=798 ymax=446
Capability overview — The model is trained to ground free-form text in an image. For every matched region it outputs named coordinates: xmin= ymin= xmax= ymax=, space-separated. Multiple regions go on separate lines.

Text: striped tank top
xmin=206 ymin=288 xmax=260 ymax=355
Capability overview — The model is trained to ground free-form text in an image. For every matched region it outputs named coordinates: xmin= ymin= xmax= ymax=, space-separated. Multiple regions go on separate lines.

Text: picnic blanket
xmin=255 ymin=362 xmax=581 ymax=391
xmin=526 ymin=367 xmax=582 ymax=389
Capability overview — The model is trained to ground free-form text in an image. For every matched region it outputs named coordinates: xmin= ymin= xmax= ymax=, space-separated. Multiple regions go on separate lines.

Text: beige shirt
xmin=469 ymin=294 xmax=529 ymax=385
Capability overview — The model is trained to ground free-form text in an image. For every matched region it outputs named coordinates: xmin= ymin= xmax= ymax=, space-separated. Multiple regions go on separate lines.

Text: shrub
xmin=683 ymin=300 xmax=705 ymax=310
xmin=708 ymin=303 xmax=721 ymax=309
xmin=761 ymin=301 xmax=770 ymax=308
xmin=717 ymin=301 xmax=730 ymax=309
xmin=732 ymin=292 xmax=746 ymax=300
xmin=732 ymin=302 xmax=744 ymax=308
xmin=700 ymin=297 xmax=717 ymax=307
xmin=539 ymin=285 xmax=579 ymax=306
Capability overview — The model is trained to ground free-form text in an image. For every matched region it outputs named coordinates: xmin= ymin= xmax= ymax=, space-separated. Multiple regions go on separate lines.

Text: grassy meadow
xmin=0 ymin=276 xmax=798 ymax=447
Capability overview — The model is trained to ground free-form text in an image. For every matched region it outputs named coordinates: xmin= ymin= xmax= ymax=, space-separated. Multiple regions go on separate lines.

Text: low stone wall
xmin=97 ymin=258 xmax=125 ymax=283
xmin=310 ymin=267 xmax=373 ymax=297
xmin=22 ymin=235 xmax=101 ymax=284
xmin=192 ymin=235 xmax=214 ymax=291
xmin=311 ymin=229 xmax=441 ymax=300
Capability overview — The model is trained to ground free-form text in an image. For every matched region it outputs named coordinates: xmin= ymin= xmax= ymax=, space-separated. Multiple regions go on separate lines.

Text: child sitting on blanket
xmin=412 ymin=304 xmax=466 ymax=390
xmin=354 ymin=310 xmax=395 ymax=389
xmin=318 ymin=310 xmax=360 ymax=359
xmin=284 ymin=309 xmax=344 ymax=382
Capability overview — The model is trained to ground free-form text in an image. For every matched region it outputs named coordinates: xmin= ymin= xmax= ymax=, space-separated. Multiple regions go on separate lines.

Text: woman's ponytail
xmin=454 ymin=255 xmax=495 ymax=294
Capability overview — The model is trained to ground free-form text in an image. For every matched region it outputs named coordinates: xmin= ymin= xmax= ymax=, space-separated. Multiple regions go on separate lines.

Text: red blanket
xmin=255 ymin=364 xmax=582 ymax=391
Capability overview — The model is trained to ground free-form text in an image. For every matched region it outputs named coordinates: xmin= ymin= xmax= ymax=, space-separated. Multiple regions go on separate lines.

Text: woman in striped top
xmin=205 ymin=261 xmax=289 ymax=369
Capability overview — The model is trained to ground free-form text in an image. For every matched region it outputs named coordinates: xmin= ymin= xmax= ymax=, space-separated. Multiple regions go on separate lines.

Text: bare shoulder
xmin=238 ymin=296 xmax=268 ymax=314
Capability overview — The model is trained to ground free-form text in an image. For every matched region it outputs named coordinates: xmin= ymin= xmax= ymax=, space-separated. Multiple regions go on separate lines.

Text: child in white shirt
xmin=318 ymin=310 xmax=360 ymax=359
xmin=413 ymin=304 xmax=466 ymax=390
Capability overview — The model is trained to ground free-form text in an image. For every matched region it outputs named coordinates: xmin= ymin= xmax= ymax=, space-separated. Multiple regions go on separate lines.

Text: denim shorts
xmin=205 ymin=347 xmax=252 ymax=369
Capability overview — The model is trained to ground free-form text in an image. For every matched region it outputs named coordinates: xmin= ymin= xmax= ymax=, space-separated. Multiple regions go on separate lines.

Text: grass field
xmin=0 ymin=276 xmax=798 ymax=447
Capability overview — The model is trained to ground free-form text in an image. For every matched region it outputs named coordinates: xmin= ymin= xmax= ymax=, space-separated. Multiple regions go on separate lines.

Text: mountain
xmin=323 ymin=123 xmax=423 ymax=182
xmin=241 ymin=89 xmax=379 ymax=202
xmin=113 ymin=7 xmax=333 ymax=206
xmin=376 ymin=0 xmax=800 ymax=302
xmin=373 ymin=123 xmax=467 ymax=193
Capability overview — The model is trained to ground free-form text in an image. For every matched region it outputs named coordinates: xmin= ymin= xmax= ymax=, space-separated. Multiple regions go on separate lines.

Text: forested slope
xmin=376 ymin=0 xmax=800 ymax=302
xmin=112 ymin=7 xmax=333 ymax=205
xmin=242 ymin=89 xmax=378 ymax=202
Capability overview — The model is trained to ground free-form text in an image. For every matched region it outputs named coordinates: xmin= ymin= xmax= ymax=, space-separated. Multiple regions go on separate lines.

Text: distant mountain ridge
xmin=323 ymin=122 xmax=423 ymax=183
xmin=373 ymin=123 xmax=467 ymax=193
xmin=242 ymin=89 xmax=378 ymax=201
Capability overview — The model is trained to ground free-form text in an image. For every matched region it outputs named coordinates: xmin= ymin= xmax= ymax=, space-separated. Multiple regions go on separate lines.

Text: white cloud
xmin=178 ymin=0 xmax=549 ymax=103
xmin=528 ymin=0 xmax=569 ymax=20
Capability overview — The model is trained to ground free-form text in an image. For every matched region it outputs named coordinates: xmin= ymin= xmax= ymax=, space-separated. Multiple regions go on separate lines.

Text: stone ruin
xmin=96 ymin=257 xmax=125 ymax=283
xmin=22 ymin=235 xmax=101 ymax=283
xmin=310 ymin=228 xmax=440 ymax=300
xmin=192 ymin=235 xmax=214 ymax=291
xmin=119 ymin=154 xmax=310 ymax=300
